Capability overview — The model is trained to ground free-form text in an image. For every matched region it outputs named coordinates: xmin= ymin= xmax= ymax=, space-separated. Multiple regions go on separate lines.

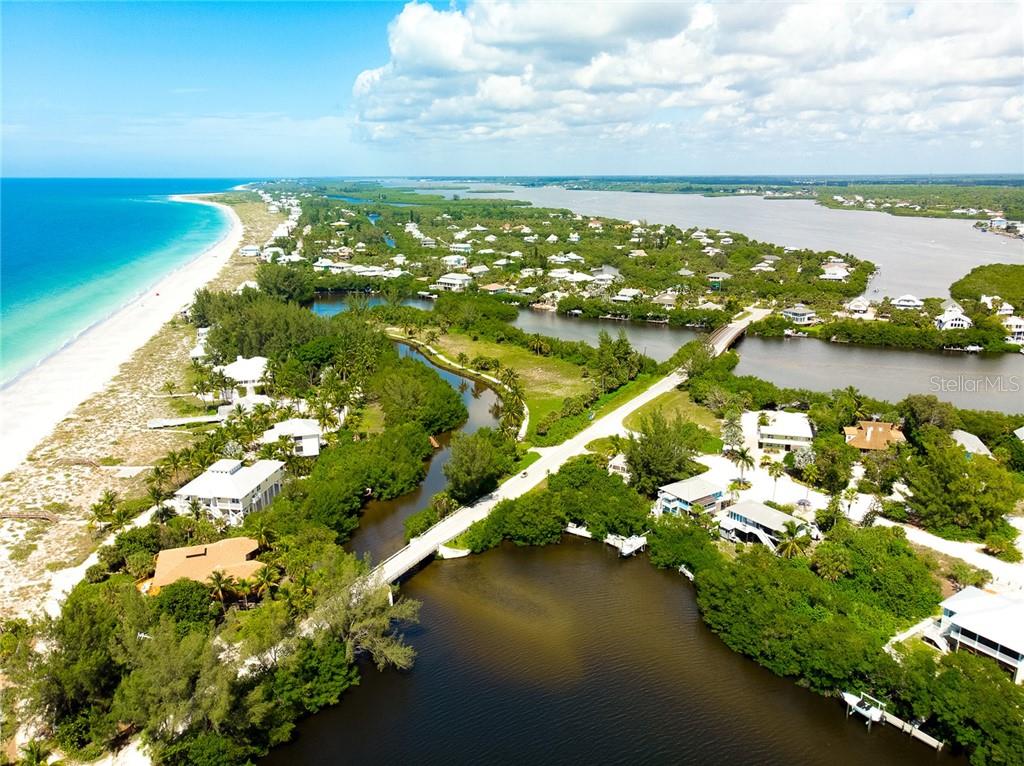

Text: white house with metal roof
xmin=261 ymin=418 xmax=325 ymax=457
xmin=756 ymin=411 xmax=814 ymax=452
xmin=719 ymin=499 xmax=819 ymax=550
xmin=930 ymin=587 xmax=1024 ymax=684
xmin=174 ymin=458 xmax=284 ymax=525
xmin=220 ymin=356 xmax=268 ymax=397
xmin=655 ymin=475 xmax=726 ymax=516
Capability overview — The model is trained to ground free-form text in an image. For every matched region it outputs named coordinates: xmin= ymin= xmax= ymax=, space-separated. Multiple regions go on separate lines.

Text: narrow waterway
xmin=266 ymin=539 xmax=964 ymax=766
xmin=345 ymin=344 xmax=500 ymax=563
xmin=315 ymin=295 xmax=1023 ymax=413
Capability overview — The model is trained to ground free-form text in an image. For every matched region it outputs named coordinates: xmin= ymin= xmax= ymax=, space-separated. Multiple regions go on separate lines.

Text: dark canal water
xmin=266 ymin=302 xmax=967 ymax=765
xmin=314 ymin=295 xmax=1023 ymax=413
xmin=266 ymin=539 xmax=962 ymax=766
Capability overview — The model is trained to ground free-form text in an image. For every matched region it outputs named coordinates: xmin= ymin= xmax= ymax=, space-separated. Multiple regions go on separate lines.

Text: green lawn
xmin=623 ymin=388 xmax=720 ymax=434
xmin=431 ymin=333 xmax=591 ymax=429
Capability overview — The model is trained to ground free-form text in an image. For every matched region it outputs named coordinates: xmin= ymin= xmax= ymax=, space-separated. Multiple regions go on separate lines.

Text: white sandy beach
xmin=0 ymin=195 xmax=243 ymax=477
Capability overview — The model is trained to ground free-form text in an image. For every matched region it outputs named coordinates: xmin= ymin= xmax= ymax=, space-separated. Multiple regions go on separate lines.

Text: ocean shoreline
xmin=0 ymin=193 xmax=244 ymax=477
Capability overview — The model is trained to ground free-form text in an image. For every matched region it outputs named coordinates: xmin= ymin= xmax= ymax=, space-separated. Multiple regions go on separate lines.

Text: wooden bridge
xmin=368 ymin=307 xmax=771 ymax=587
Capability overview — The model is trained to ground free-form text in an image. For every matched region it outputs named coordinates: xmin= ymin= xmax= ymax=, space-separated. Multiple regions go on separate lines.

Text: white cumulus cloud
xmin=351 ymin=0 xmax=1024 ymax=171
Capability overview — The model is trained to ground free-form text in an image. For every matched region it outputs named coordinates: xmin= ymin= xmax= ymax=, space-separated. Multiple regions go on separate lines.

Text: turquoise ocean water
xmin=0 ymin=178 xmax=245 ymax=385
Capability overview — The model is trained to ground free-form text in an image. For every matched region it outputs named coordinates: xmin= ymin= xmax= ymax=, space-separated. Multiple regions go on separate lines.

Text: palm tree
xmin=234 ymin=577 xmax=253 ymax=609
xmin=187 ymin=497 xmax=205 ymax=522
xmin=153 ymin=502 xmax=175 ymax=525
xmin=163 ymin=450 xmax=184 ymax=485
xmin=729 ymin=446 xmax=755 ymax=483
xmin=149 ymin=463 xmax=169 ymax=491
xmin=499 ymin=367 xmax=520 ymax=391
xmin=424 ymin=329 xmax=439 ymax=346
xmin=162 ymin=379 xmax=176 ymax=395
xmin=253 ymin=565 xmax=281 ymax=598
xmin=802 ymin=462 xmax=819 ymax=499
xmin=727 ymin=479 xmax=743 ymax=504
xmin=456 ymin=352 xmax=470 ymax=368
xmin=208 ymin=570 xmax=236 ymax=613
xmin=767 ymin=460 xmax=786 ymax=501
xmin=19 ymin=741 xmax=57 ymax=766
xmin=841 ymin=486 xmax=858 ymax=515
xmin=775 ymin=521 xmax=811 ymax=559
xmin=248 ymin=518 xmax=277 ymax=550
xmin=759 ymin=454 xmax=774 ymax=470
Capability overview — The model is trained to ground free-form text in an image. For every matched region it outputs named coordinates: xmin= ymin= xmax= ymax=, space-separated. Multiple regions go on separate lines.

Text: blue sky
xmin=3 ymin=1 xmax=1022 ymax=177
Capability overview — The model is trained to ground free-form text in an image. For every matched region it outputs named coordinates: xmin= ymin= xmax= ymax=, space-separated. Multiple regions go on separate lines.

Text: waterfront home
xmin=435 ymin=273 xmax=473 ymax=292
xmin=144 ymin=537 xmax=263 ymax=595
xmin=934 ymin=308 xmax=973 ymax=331
xmin=652 ymin=291 xmax=678 ymax=308
xmin=480 ymin=283 xmax=508 ymax=295
xmin=843 ymin=421 xmax=905 ymax=452
xmin=220 ymin=355 xmax=268 ymax=397
xmin=980 ymin=295 xmax=1015 ymax=316
xmin=261 ymin=418 xmax=325 ymax=457
xmin=1003 ymin=316 xmax=1024 ymax=343
xmin=611 ymin=288 xmax=644 ymax=303
xmin=719 ymin=500 xmax=818 ymax=550
xmin=941 ymin=298 xmax=964 ymax=313
xmin=239 ymin=245 xmax=261 ymax=258
xmin=931 ymin=586 xmax=1024 ymax=684
xmin=441 ymin=254 xmax=468 ymax=269
xmin=951 ymin=429 xmax=992 ymax=458
xmin=820 ymin=262 xmax=850 ymax=281
xmin=757 ymin=411 xmax=813 ymax=452
xmin=449 ymin=242 xmax=473 ymax=255
xmin=845 ymin=296 xmax=870 ymax=314
xmin=655 ymin=475 xmax=725 ymax=516
xmin=782 ymin=304 xmax=817 ymax=325
xmin=174 ymin=459 xmax=285 ymax=526
xmin=892 ymin=294 xmax=924 ymax=309
xmin=607 ymin=453 xmax=631 ymax=483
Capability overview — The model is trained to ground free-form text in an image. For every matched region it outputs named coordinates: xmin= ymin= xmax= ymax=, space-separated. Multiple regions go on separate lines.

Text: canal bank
xmin=314 ymin=295 xmax=1024 ymax=413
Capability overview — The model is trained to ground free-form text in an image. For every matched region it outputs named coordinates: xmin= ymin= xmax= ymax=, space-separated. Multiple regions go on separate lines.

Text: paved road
xmin=372 ymin=369 xmax=686 ymax=584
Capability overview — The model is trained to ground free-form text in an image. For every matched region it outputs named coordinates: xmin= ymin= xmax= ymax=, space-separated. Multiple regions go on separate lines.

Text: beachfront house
xmin=892 ymin=294 xmax=924 ymax=309
xmin=782 ymin=304 xmax=817 ymax=325
xmin=239 ymin=245 xmax=261 ymax=258
xmin=144 ymin=537 xmax=263 ymax=595
xmin=220 ymin=356 xmax=268 ymax=398
xmin=261 ymin=418 xmax=325 ymax=457
xmin=843 ymin=421 xmax=906 ymax=452
xmin=719 ymin=500 xmax=818 ymax=551
xmin=951 ymin=429 xmax=992 ymax=458
xmin=934 ymin=309 xmax=973 ymax=331
xmin=174 ymin=458 xmax=285 ymax=526
xmin=611 ymin=288 xmax=644 ymax=303
xmin=435 ymin=273 xmax=473 ymax=292
xmin=655 ymin=476 xmax=726 ymax=517
xmin=930 ymin=587 xmax=1024 ymax=684
xmin=757 ymin=411 xmax=813 ymax=452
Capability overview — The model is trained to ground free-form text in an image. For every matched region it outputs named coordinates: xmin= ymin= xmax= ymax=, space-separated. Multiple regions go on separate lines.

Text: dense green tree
xmin=256 ymin=263 xmax=315 ymax=304
xmin=904 ymin=426 xmax=1019 ymax=539
xmin=443 ymin=427 xmax=515 ymax=504
xmin=623 ymin=411 xmax=702 ymax=496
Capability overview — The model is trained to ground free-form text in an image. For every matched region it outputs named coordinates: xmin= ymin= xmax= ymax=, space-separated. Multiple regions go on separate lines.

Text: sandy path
xmin=0 ymin=195 xmax=243 ymax=477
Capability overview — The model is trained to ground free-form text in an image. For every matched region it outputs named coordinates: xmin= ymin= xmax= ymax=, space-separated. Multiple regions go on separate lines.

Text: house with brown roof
xmin=843 ymin=421 xmax=906 ymax=452
xmin=144 ymin=537 xmax=263 ymax=595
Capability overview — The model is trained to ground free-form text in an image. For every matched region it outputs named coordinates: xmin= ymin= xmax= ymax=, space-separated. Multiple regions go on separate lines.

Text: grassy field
xmin=623 ymin=388 xmax=720 ymax=434
xmin=430 ymin=333 xmax=591 ymax=428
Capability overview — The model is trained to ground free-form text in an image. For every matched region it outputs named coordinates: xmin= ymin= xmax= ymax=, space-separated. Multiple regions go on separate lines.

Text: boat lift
xmin=842 ymin=691 xmax=885 ymax=730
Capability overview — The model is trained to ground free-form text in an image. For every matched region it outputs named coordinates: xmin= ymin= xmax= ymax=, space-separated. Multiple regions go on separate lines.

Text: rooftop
xmin=175 ymin=459 xmax=284 ymax=501
xmin=843 ymin=421 xmax=906 ymax=451
xmin=150 ymin=537 xmax=263 ymax=592
xmin=660 ymin=474 xmax=723 ymax=502
xmin=941 ymin=586 xmax=1024 ymax=656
